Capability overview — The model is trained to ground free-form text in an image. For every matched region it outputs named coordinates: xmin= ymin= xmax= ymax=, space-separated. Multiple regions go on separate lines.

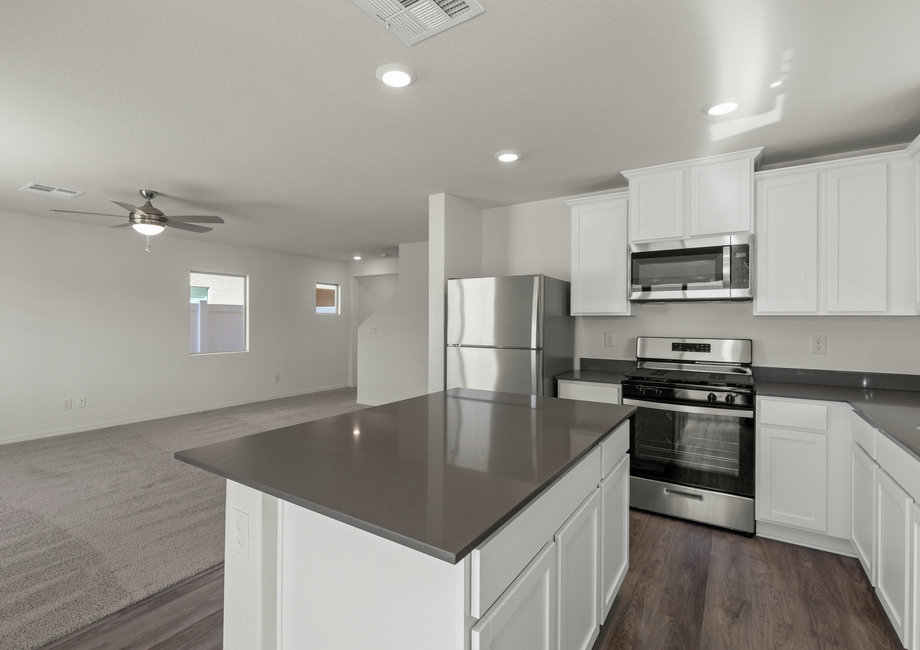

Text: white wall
xmin=481 ymin=195 xmax=920 ymax=375
xmin=357 ymin=241 xmax=429 ymax=406
xmin=1 ymin=210 xmax=352 ymax=444
xmin=428 ymin=194 xmax=482 ymax=392
xmin=350 ymin=271 xmax=399 ymax=383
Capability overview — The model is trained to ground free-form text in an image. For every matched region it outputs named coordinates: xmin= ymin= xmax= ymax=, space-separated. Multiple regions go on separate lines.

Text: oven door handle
xmin=623 ymin=398 xmax=753 ymax=419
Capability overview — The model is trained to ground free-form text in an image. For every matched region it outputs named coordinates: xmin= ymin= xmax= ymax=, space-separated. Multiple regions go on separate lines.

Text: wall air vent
xmin=19 ymin=182 xmax=84 ymax=199
xmin=352 ymin=0 xmax=484 ymax=45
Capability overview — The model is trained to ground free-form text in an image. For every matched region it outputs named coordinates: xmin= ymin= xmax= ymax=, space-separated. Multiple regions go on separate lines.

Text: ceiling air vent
xmin=352 ymin=0 xmax=484 ymax=45
xmin=19 ymin=182 xmax=84 ymax=199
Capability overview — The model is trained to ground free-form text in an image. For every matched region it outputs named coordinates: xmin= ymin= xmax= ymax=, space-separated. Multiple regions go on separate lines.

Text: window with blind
xmin=316 ymin=283 xmax=339 ymax=314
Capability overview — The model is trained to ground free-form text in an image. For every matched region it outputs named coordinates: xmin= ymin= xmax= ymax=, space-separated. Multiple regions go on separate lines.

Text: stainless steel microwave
xmin=629 ymin=234 xmax=752 ymax=302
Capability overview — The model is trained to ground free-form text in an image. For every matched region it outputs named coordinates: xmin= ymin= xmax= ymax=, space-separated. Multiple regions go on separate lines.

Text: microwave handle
xmin=723 ymin=246 xmax=731 ymax=289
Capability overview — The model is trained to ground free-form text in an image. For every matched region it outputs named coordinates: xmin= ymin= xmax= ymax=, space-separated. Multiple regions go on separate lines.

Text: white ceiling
xmin=3 ymin=1 xmax=919 ymax=261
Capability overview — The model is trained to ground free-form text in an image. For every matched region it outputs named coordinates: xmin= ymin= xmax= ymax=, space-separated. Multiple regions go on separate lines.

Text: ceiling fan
xmin=51 ymin=189 xmax=224 ymax=236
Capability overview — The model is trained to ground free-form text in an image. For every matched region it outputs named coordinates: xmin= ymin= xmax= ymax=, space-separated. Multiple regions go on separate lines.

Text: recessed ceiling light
xmin=770 ymin=80 xmax=784 ymax=88
xmin=495 ymin=150 xmax=522 ymax=162
xmin=353 ymin=255 xmax=362 ymax=260
xmin=376 ymin=64 xmax=416 ymax=88
xmin=702 ymin=98 xmax=743 ymax=116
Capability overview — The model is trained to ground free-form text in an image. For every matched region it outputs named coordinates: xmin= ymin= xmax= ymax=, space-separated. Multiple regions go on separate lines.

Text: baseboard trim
xmin=756 ymin=520 xmax=856 ymax=557
xmin=2 ymin=383 xmax=352 ymax=446
xmin=356 ymin=399 xmax=385 ymax=407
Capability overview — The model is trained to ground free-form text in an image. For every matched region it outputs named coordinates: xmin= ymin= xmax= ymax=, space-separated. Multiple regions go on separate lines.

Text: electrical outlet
xmin=811 ymin=335 xmax=827 ymax=354
xmin=76 ymin=396 xmax=86 ymax=408
xmin=274 ymin=374 xmax=280 ymax=383
xmin=230 ymin=507 xmax=249 ymax=558
xmin=62 ymin=398 xmax=72 ymax=410
xmin=369 ymin=327 xmax=377 ymax=335
xmin=605 ymin=332 xmax=616 ymax=347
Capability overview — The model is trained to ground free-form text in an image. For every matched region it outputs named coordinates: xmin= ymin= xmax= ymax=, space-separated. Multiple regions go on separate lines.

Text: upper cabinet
xmin=755 ymin=152 xmax=917 ymax=316
xmin=566 ymin=192 xmax=634 ymax=316
xmin=623 ymin=148 xmax=762 ymax=243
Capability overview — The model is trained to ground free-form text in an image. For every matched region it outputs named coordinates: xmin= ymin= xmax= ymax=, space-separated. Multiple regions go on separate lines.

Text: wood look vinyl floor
xmin=37 ymin=511 xmax=903 ymax=650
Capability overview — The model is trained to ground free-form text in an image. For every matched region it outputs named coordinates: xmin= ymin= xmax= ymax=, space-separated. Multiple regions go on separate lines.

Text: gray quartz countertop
xmin=757 ymin=382 xmax=920 ymax=462
xmin=175 ymin=388 xmax=634 ymax=564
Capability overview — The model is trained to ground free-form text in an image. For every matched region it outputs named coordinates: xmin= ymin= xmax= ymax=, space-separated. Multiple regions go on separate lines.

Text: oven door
xmin=623 ymin=398 xmax=755 ymax=497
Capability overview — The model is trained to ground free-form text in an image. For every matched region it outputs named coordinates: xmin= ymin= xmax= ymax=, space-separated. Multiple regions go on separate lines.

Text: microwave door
xmin=630 ymin=244 xmax=732 ymax=301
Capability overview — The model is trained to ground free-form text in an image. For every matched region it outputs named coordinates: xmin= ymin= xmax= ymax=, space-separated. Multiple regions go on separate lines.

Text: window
xmin=316 ymin=283 xmax=339 ymax=314
xmin=190 ymin=272 xmax=247 ymax=354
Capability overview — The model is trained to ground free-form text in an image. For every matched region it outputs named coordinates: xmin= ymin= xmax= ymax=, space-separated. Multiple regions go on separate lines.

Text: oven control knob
xmin=707 ymin=392 xmax=717 ymax=403
xmin=725 ymin=393 xmax=736 ymax=406
xmin=637 ymin=386 xmax=645 ymax=395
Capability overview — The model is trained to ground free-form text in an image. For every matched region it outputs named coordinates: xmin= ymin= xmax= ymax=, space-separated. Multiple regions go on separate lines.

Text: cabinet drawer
xmin=601 ymin=421 xmax=629 ymax=479
xmin=760 ymin=398 xmax=828 ymax=431
xmin=558 ymin=380 xmax=620 ymax=405
xmin=851 ymin=412 xmax=878 ymax=459
xmin=876 ymin=431 xmax=920 ymax=503
xmin=471 ymin=447 xmax=601 ymax=618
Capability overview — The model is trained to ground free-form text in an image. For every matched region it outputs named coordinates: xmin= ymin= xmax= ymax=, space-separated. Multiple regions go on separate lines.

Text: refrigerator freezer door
xmin=447 ymin=347 xmax=544 ymax=396
xmin=447 ymin=276 xmax=543 ymax=349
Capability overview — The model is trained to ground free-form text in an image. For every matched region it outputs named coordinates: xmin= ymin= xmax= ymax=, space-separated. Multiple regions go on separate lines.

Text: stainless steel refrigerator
xmin=446 ymin=275 xmax=574 ymax=396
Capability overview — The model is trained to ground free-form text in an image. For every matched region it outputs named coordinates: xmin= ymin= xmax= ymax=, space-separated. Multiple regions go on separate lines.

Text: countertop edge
xmin=175 ymin=408 xmax=635 ymax=564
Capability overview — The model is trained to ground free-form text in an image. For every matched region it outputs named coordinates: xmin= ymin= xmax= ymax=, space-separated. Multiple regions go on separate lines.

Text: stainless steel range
xmin=622 ymin=337 xmax=755 ymax=534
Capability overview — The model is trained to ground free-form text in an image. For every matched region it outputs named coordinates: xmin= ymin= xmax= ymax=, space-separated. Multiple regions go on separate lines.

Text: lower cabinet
xmin=472 ymin=541 xmax=558 ymax=650
xmin=910 ymin=502 xmax=920 ymax=650
xmin=472 ymin=422 xmax=631 ymax=650
xmin=556 ymin=490 xmax=601 ymax=650
xmin=600 ymin=454 xmax=629 ymax=619
xmin=851 ymin=441 xmax=878 ymax=585
xmin=558 ymin=379 xmax=621 ymax=405
xmin=758 ymin=425 xmax=828 ymax=531
xmin=876 ymin=468 xmax=912 ymax=647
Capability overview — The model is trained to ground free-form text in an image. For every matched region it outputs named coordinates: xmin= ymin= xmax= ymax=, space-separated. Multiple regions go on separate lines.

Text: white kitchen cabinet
xmin=689 ymin=157 xmax=754 ymax=236
xmin=756 ymin=397 xmax=852 ymax=549
xmin=555 ymin=490 xmax=600 ymax=650
xmin=910 ymin=502 xmax=920 ymax=650
xmin=472 ymin=541 xmax=558 ymax=650
xmin=851 ymin=440 xmax=878 ymax=585
xmin=599 ymin=454 xmax=629 ymax=620
xmin=627 ymin=169 xmax=684 ymax=241
xmin=566 ymin=193 xmax=634 ymax=316
xmin=623 ymin=148 xmax=761 ymax=243
xmin=754 ymin=172 xmax=818 ymax=313
xmin=759 ymin=425 xmax=828 ymax=532
xmin=826 ymin=163 xmax=888 ymax=313
xmin=557 ymin=379 xmax=620 ymax=405
xmin=875 ymin=468 xmax=913 ymax=647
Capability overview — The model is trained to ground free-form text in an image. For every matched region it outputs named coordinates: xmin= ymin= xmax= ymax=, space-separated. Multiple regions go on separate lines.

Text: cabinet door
xmin=851 ymin=441 xmax=878 ymax=585
xmin=876 ymin=468 xmax=912 ymax=646
xmin=826 ymin=163 xmax=888 ymax=312
xmin=628 ymin=169 xmax=684 ymax=241
xmin=568 ymin=195 xmax=633 ymax=316
xmin=600 ymin=454 xmax=629 ymax=621
xmin=472 ymin=541 xmax=558 ymax=650
xmin=690 ymin=158 xmax=752 ymax=236
xmin=758 ymin=426 xmax=828 ymax=531
xmin=910 ymin=502 xmax=920 ymax=650
xmin=556 ymin=490 xmax=601 ymax=650
xmin=754 ymin=173 xmax=818 ymax=313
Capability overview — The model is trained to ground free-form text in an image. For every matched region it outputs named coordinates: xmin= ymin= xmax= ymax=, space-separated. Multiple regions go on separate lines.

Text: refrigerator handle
xmin=531 ymin=277 xmax=540 ymax=349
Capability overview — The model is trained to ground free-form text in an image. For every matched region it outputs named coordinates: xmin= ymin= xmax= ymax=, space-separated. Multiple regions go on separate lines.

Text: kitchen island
xmin=176 ymin=388 xmax=634 ymax=650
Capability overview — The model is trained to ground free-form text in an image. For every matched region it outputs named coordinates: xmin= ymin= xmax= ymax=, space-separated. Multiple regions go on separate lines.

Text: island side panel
xmin=224 ymin=480 xmax=280 ymax=650
xmin=279 ymin=499 xmax=472 ymax=650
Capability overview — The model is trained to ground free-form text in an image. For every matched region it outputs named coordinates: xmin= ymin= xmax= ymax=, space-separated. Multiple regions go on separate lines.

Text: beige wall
xmin=481 ymin=196 xmax=920 ymax=375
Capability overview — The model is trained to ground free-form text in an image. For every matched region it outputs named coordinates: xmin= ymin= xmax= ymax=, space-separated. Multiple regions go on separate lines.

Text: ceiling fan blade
xmin=111 ymin=200 xmax=149 ymax=217
xmin=166 ymin=215 xmax=225 ymax=223
xmin=51 ymin=209 xmax=126 ymax=218
xmin=167 ymin=221 xmax=212 ymax=234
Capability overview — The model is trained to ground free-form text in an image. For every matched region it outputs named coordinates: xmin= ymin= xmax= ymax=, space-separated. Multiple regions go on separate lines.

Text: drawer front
xmin=759 ymin=398 xmax=828 ymax=431
xmin=851 ymin=411 xmax=878 ymax=459
xmin=558 ymin=380 xmax=620 ymax=405
xmin=601 ymin=421 xmax=630 ymax=479
xmin=876 ymin=431 xmax=920 ymax=503
xmin=471 ymin=447 xmax=601 ymax=619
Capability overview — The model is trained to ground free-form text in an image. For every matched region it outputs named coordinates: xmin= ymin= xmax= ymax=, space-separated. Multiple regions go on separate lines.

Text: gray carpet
xmin=0 ymin=387 xmax=366 ymax=650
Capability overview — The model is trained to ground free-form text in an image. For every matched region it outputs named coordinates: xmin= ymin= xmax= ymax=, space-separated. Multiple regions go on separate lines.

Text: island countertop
xmin=176 ymin=388 xmax=634 ymax=563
